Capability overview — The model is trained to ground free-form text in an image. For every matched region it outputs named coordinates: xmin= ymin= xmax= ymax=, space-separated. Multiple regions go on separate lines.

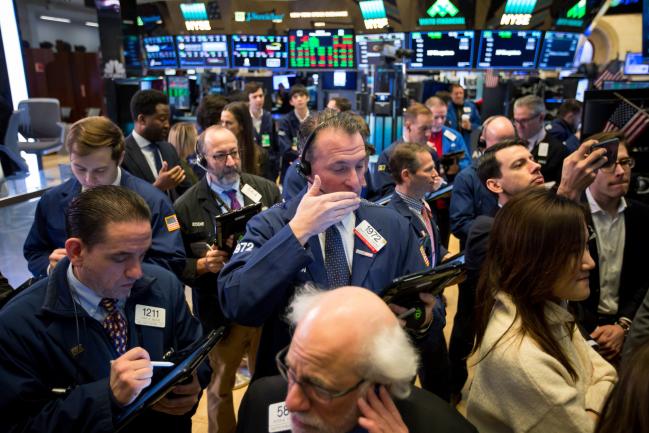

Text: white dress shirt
xmin=586 ymin=188 xmax=627 ymax=316
xmin=132 ymin=130 xmax=160 ymax=179
xmin=319 ymin=212 xmax=355 ymax=273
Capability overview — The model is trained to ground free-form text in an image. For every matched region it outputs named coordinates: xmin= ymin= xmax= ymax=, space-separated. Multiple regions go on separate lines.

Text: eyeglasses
xmin=599 ymin=157 xmax=635 ymax=173
xmin=275 ymin=346 xmax=365 ymax=403
xmin=209 ymin=149 xmax=240 ymax=162
xmin=513 ymin=114 xmax=541 ymax=126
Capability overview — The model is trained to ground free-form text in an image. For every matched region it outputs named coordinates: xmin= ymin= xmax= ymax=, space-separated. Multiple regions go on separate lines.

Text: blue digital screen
xmin=230 ymin=35 xmax=288 ymax=69
xmin=356 ymin=33 xmax=405 ymax=66
xmin=176 ymin=34 xmax=229 ymax=68
xmin=409 ymin=31 xmax=475 ymax=70
xmin=538 ymin=32 xmax=580 ymax=69
xmin=143 ymin=36 xmax=178 ymax=69
xmin=476 ymin=30 xmax=542 ymax=69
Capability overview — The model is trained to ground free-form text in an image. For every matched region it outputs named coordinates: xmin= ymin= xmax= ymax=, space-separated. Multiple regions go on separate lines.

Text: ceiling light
xmin=40 ymin=15 xmax=71 ymax=23
xmin=314 ymin=22 xmax=326 ymax=26
xmin=85 ymin=21 xmax=99 ymax=27
xmin=289 ymin=11 xmax=348 ymax=18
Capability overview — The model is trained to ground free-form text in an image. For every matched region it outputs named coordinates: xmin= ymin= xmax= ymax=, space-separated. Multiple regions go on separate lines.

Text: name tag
xmin=537 ymin=142 xmax=549 ymax=158
xmin=354 ymin=220 xmax=387 ymax=253
xmin=192 ymin=221 xmax=205 ymax=227
xmin=463 ymin=106 xmax=472 ymax=113
xmin=241 ymin=184 xmax=262 ymax=203
xmin=355 ymin=248 xmax=374 ymax=258
xmin=261 ymin=133 xmax=271 ymax=148
xmin=268 ymin=401 xmax=291 ymax=432
xmin=135 ymin=305 xmax=166 ymax=328
xmin=443 ymin=129 xmax=457 ymax=141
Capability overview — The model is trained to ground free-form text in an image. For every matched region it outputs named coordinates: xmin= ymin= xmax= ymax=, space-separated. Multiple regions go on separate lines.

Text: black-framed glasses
xmin=599 ymin=157 xmax=635 ymax=173
xmin=209 ymin=149 xmax=240 ymax=162
xmin=275 ymin=346 xmax=365 ymax=403
xmin=513 ymin=113 xmax=541 ymax=126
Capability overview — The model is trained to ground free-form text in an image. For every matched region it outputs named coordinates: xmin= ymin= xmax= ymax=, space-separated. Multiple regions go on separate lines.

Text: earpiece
xmin=195 ymin=133 xmax=208 ymax=170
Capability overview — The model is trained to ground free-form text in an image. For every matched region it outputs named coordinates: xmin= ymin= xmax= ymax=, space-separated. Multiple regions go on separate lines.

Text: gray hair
xmin=286 ymin=285 xmax=419 ymax=399
xmin=513 ymin=95 xmax=546 ymax=116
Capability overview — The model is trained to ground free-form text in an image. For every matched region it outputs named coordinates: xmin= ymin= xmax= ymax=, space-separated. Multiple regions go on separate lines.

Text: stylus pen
xmin=151 ymin=361 xmax=175 ymax=368
xmin=397 ymin=307 xmax=417 ymax=320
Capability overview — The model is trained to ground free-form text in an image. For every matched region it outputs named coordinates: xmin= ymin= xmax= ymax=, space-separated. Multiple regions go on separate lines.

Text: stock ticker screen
xmin=538 ymin=32 xmax=580 ymax=69
xmin=231 ymin=35 xmax=289 ymax=69
xmin=143 ymin=36 xmax=178 ymax=69
xmin=289 ymin=29 xmax=355 ymax=69
xmin=476 ymin=30 xmax=542 ymax=69
xmin=176 ymin=34 xmax=229 ymax=68
xmin=409 ymin=31 xmax=475 ymax=69
xmin=356 ymin=33 xmax=405 ymax=66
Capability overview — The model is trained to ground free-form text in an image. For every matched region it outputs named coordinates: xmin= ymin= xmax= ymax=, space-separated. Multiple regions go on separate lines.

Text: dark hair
xmin=196 ymin=94 xmax=229 ymax=132
xmin=473 ymin=188 xmax=588 ymax=381
xmin=388 ymin=142 xmax=429 ymax=183
xmin=557 ymin=99 xmax=583 ymax=118
xmin=289 ymin=84 xmax=308 ymax=99
xmin=331 ymin=97 xmax=352 ymax=112
xmin=244 ymin=81 xmax=265 ymax=96
xmin=223 ymin=101 xmax=260 ymax=175
xmin=450 ymin=83 xmax=464 ymax=92
xmin=299 ymin=110 xmax=363 ymax=163
xmin=66 ymin=186 xmax=151 ymax=249
xmin=477 ymin=139 xmax=528 ymax=186
xmin=130 ymin=90 xmax=168 ymax=121
xmin=66 ymin=116 xmax=124 ymax=162
xmin=596 ymin=341 xmax=649 ymax=433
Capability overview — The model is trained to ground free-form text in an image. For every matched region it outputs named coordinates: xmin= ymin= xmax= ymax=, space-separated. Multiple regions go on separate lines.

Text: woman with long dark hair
xmin=221 ymin=101 xmax=267 ymax=178
xmin=466 ymin=188 xmax=616 ymax=433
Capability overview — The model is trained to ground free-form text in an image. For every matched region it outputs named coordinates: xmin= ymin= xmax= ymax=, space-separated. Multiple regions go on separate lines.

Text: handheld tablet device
xmin=214 ymin=202 xmax=262 ymax=252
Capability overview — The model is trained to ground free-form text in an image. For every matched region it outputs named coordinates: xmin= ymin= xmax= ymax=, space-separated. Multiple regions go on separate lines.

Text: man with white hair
xmin=236 ymin=286 xmax=478 ymax=433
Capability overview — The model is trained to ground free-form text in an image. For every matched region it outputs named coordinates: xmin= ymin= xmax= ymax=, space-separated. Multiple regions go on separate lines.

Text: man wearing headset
xmin=218 ymin=110 xmax=430 ymax=380
xmin=173 ymin=125 xmax=279 ymax=433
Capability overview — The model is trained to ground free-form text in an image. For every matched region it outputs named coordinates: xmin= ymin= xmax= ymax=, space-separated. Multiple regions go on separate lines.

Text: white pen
xmin=151 ymin=361 xmax=175 ymax=368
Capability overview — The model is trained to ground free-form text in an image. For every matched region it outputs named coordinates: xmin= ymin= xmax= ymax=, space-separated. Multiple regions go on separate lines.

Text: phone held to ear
xmin=590 ymin=138 xmax=619 ymax=168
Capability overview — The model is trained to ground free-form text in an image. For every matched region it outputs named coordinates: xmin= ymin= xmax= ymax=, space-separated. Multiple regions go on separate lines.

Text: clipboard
xmin=424 ymin=184 xmax=454 ymax=204
xmin=213 ymin=202 xmax=262 ymax=252
xmin=115 ymin=327 xmax=225 ymax=431
xmin=381 ymin=254 xmax=466 ymax=307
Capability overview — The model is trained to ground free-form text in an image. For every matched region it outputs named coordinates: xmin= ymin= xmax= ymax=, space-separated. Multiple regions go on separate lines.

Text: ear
xmin=485 ymin=178 xmax=503 ymax=195
xmin=136 ymin=113 xmax=146 ymax=125
xmin=400 ymin=168 xmax=412 ymax=183
xmin=65 ymin=238 xmax=84 ymax=266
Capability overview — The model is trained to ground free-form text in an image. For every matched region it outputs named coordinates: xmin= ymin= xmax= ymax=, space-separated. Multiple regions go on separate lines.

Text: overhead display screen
xmin=538 ymin=32 xmax=580 ymax=69
xmin=289 ymin=29 xmax=355 ymax=69
xmin=476 ymin=30 xmax=542 ymax=69
xmin=143 ymin=36 xmax=178 ymax=69
xmin=176 ymin=34 xmax=229 ymax=68
xmin=356 ymin=33 xmax=405 ymax=66
xmin=409 ymin=31 xmax=475 ymax=70
xmin=231 ymin=35 xmax=288 ymax=69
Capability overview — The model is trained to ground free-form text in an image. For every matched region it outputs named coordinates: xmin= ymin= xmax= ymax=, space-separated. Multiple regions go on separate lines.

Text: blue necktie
xmin=149 ymin=142 xmax=163 ymax=173
xmin=325 ymin=225 xmax=351 ymax=288
xmin=224 ymin=189 xmax=242 ymax=210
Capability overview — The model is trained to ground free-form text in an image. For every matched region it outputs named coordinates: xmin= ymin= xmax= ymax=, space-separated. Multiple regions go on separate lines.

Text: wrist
xmin=616 ymin=318 xmax=631 ymax=336
xmin=288 ymin=220 xmax=311 ymax=245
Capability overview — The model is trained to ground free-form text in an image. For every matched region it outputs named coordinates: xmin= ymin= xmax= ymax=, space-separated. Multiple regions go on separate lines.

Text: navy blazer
xmin=218 ymin=194 xmax=426 ymax=378
xmin=253 ymin=110 xmax=280 ymax=180
xmin=23 ymin=169 xmax=186 ymax=278
xmin=121 ymin=134 xmax=192 ymax=202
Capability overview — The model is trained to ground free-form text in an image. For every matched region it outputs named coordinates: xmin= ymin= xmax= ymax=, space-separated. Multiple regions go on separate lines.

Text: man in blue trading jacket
xmin=245 ymin=81 xmax=280 ymax=181
xmin=547 ymin=98 xmax=582 ymax=154
xmin=386 ymin=142 xmax=452 ymax=401
xmin=122 ymin=89 xmax=192 ymax=202
xmin=446 ymin=84 xmax=481 ymax=145
xmin=1 ymin=186 xmax=209 ymax=433
xmin=23 ymin=116 xmax=185 ymax=278
xmin=218 ymin=111 xmax=431 ymax=379
xmin=277 ymin=84 xmax=311 ymax=182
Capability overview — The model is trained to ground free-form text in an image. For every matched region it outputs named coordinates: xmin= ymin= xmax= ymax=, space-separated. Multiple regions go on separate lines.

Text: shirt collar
xmin=395 ymin=190 xmax=425 ymax=213
xmin=339 ymin=211 xmax=355 ymax=233
xmin=209 ymin=176 xmax=241 ymax=196
xmin=585 ymin=188 xmax=627 ymax=216
xmin=132 ymin=130 xmax=151 ymax=149
xmin=250 ymin=109 xmax=263 ymax=120
xmin=295 ymin=109 xmax=310 ymax=123
xmin=80 ymin=167 xmax=122 ymax=192
xmin=67 ymin=263 xmax=104 ymax=318
xmin=527 ymin=127 xmax=546 ymax=150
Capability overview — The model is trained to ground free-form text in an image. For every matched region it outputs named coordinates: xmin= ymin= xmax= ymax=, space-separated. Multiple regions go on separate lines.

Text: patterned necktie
xmin=325 ymin=225 xmax=351 ymax=288
xmin=149 ymin=142 xmax=163 ymax=173
xmin=100 ymin=298 xmax=128 ymax=355
xmin=421 ymin=202 xmax=436 ymax=265
xmin=224 ymin=189 xmax=242 ymax=210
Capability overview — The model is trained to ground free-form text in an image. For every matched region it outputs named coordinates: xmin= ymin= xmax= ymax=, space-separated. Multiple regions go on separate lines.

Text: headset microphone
xmin=194 ymin=133 xmax=208 ymax=171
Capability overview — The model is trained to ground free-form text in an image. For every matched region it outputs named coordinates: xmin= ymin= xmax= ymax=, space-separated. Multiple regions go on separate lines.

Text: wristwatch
xmin=617 ymin=318 xmax=631 ymax=336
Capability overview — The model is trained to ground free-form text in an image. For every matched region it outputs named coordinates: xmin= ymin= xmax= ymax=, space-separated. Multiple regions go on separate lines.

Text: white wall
xmin=591 ymin=13 xmax=642 ymax=63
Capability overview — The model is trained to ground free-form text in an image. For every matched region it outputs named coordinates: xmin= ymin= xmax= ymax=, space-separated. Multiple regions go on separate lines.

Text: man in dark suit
xmin=245 ymin=82 xmax=279 ymax=181
xmin=122 ymin=89 xmax=191 ymax=201
xmin=236 ymin=286 xmax=477 ymax=433
xmin=277 ymin=85 xmax=310 ymax=181
xmin=386 ymin=142 xmax=450 ymax=400
xmin=513 ymin=95 xmax=568 ymax=184
xmin=174 ymin=126 xmax=280 ymax=433
xmin=576 ymin=133 xmax=649 ymax=361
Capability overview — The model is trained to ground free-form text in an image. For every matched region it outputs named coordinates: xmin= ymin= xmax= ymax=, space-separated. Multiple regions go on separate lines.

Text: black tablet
xmin=425 ymin=184 xmax=454 ymax=203
xmin=115 ymin=328 xmax=225 ymax=431
xmin=381 ymin=254 xmax=466 ymax=307
xmin=214 ymin=202 xmax=262 ymax=251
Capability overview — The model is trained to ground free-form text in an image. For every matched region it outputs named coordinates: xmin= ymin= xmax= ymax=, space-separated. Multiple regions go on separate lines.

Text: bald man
xmin=173 ymin=125 xmax=280 ymax=433
xmin=449 ymin=116 xmax=514 ymax=246
xmin=236 ymin=286 xmax=478 ymax=433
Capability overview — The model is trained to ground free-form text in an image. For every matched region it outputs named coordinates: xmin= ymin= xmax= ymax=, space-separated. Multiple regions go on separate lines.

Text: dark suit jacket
xmin=122 ymin=134 xmax=192 ymax=201
xmin=531 ymin=132 xmax=568 ymax=185
xmin=236 ymin=375 xmax=477 ymax=433
xmin=253 ymin=110 xmax=280 ymax=181
xmin=173 ymin=173 xmax=280 ymax=331
xmin=575 ymin=198 xmax=649 ymax=332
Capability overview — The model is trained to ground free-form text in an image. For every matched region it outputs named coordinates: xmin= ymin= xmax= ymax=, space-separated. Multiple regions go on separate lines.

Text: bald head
xmin=482 ymin=116 xmax=516 ymax=148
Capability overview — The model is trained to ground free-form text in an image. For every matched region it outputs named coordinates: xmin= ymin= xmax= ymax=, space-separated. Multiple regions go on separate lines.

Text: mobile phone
xmin=591 ymin=138 xmax=619 ymax=168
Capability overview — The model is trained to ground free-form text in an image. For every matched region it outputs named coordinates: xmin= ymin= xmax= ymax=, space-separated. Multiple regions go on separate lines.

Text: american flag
xmin=603 ymin=100 xmax=649 ymax=144
xmin=484 ymin=69 xmax=499 ymax=88
xmin=593 ymin=61 xmax=624 ymax=90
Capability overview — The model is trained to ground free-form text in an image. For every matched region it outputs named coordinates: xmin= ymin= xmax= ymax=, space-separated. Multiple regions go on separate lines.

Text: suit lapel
xmin=350 ymin=208 xmax=381 ymax=286
xmin=305 ymin=236 xmax=328 ymax=286
xmin=125 ymin=136 xmax=156 ymax=182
